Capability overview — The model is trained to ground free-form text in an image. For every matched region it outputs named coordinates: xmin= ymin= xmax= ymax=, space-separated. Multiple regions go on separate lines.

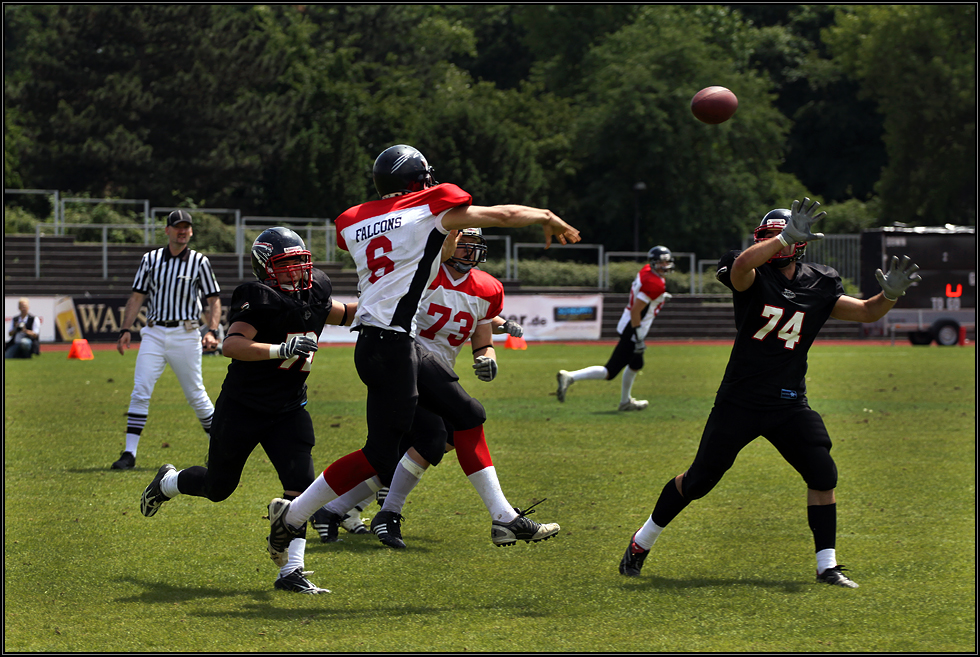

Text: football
xmin=691 ymin=86 xmax=738 ymax=124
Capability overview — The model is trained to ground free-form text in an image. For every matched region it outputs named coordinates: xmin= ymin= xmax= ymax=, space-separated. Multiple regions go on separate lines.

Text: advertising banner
xmin=7 ymin=293 xmax=604 ymax=343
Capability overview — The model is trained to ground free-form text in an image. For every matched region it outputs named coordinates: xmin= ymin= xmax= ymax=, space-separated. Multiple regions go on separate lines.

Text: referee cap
xmin=167 ymin=210 xmax=193 ymax=227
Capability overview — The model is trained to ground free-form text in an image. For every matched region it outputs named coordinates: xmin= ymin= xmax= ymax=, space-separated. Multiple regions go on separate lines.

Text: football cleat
xmin=619 ymin=533 xmax=650 ymax=577
xmin=816 ymin=565 xmax=859 ymax=588
xmin=140 ymin=463 xmax=176 ymax=517
xmin=274 ymin=568 xmax=330 ymax=594
xmin=112 ymin=451 xmax=136 ymax=470
xmin=267 ymin=498 xmax=305 ymax=567
xmin=370 ymin=510 xmax=406 ymax=549
xmin=618 ymin=397 xmax=649 ymax=412
xmin=342 ymin=508 xmax=370 ymax=534
xmin=491 ymin=500 xmax=560 ymax=547
xmin=556 ymin=371 xmax=573 ymax=403
xmin=311 ymin=507 xmax=342 ymax=543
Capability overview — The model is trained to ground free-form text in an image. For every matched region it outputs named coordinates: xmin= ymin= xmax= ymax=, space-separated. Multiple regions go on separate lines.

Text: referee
xmin=112 ymin=210 xmax=222 ymax=470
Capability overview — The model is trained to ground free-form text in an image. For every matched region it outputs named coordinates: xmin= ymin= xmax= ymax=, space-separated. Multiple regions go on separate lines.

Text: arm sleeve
xmin=714 ymin=251 xmax=740 ymax=292
xmin=132 ymin=252 xmax=153 ymax=293
xmin=198 ymin=255 xmax=221 ymax=296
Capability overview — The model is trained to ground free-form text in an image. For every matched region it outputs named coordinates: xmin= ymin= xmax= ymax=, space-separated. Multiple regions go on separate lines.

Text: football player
xmin=265 ymin=144 xmax=579 ymax=569
xmin=618 ymin=198 xmax=921 ymax=588
xmin=139 ymin=227 xmax=355 ymax=595
xmin=556 ymin=245 xmax=674 ymax=410
xmin=312 ymin=228 xmax=559 ymax=549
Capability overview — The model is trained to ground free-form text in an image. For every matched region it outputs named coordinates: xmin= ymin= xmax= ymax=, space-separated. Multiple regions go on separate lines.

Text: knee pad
xmin=803 ymin=457 xmax=838 ymax=492
xmin=681 ymin=471 xmax=721 ymax=501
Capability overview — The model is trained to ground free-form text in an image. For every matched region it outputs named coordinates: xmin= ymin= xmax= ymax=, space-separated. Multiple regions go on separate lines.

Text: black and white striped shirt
xmin=132 ymin=247 xmax=221 ymax=322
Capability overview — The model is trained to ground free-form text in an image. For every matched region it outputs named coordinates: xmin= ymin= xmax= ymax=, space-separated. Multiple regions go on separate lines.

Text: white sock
xmin=354 ymin=492 xmax=375 ymax=512
xmin=570 ymin=365 xmax=608 ymax=381
xmin=160 ymin=469 xmax=181 ymax=498
xmin=621 ymin=366 xmax=639 ymax=403
xmin=281 ymin=537 xmax=306 ymax=577
xmin=285 ymin=475 xmax=337 ymax=528
xmin=382 ymin=454 xmax=428 ymax=515
xmin=124 ymin=435 xmax=140 ymax=456
xmin=467 ymin=466 xmax=518 ymax=523
xmin=816 ymin=548 xmax=837 ymax=574
xmin=633 ymin=516 xmax=665 ymax=551
xmin=325 ymin=477 xmax=381 ymax=516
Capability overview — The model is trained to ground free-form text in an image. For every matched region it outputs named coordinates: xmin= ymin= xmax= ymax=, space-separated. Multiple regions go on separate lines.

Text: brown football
xmin=691 ymin=86 xmax=738 ymax=124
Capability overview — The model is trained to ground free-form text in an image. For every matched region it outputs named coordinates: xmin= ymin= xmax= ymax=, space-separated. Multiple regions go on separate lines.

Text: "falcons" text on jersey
xmin=355 ymin=216 xmax=403 ymax=242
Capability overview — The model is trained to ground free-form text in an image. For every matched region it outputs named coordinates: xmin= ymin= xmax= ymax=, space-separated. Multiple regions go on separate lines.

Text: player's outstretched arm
xmin=832 ymin=254 xmax=921 ymax=322
xmin=492 ymin=316 xmax=523 ymax=338
xmin=443 ymin=204 xmax=580 ymax=248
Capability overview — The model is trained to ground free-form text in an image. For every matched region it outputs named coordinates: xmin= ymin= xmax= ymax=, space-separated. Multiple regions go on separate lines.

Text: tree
xmin=558 ymin=6 xmax=799 ymax=255
xmin=823 ymin=5 xmax=976 ymax=225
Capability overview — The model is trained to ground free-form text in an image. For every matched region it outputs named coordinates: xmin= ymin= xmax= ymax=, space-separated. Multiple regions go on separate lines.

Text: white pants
xmin=128 ymin=325 xmax=213 ymax=420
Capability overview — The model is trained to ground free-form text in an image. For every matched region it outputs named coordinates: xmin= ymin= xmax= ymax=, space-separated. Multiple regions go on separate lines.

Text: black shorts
xmin=603 ymin=325 xmax=644 ymax=378
xmin=682 ymin=398 xmax=837 ymax=498
xmin=179 ymin=393 xmax=317 ymax=503
xmin=354 ymin=328 xmax=485 ymax=477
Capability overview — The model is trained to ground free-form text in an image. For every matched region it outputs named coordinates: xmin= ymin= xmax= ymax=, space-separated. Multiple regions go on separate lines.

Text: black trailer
xmin=859 ymin=226 xmax=976 ymax=345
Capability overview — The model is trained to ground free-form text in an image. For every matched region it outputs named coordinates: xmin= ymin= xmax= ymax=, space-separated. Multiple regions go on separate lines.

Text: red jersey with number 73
xmin=335 ymin=183 xmax=473 ymax=335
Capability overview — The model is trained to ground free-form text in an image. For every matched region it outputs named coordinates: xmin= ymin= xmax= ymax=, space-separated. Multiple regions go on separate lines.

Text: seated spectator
xmin=5 ymin=297 xmax=41 ymax=359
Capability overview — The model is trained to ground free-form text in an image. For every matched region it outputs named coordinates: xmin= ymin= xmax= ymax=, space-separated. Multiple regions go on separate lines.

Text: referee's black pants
xmin=353 ymin=327 xmax=485 ymax=479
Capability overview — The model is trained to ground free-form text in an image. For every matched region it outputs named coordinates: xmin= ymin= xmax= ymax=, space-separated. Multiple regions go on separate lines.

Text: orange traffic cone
xmin=67 ymin=339 xmax=94 ymax=360
xmin=504 ymin=334 xmax=528 ymax=350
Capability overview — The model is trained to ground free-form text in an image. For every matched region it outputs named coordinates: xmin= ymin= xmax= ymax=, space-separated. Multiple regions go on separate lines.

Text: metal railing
xmin=59 ymin=197 xmax=150 ymax=239
xmin=33 ymin=223 xmax=150 ymax=278
xmin=5 ymin=189 xmax=62 ymax=228
xmin=512 ymin=242 xmax=605 ymax=288
xmin=601 ymin=251 xmax=696 ymax=293
xmin=238 ymin=217 xmax=336 ymax=279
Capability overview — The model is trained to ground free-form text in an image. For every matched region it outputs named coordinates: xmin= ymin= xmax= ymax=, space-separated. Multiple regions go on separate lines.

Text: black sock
xmin=651 ymin=478 xmax=690 ymax=528
xmin=807 ymin=503 xmax=837 ymax=552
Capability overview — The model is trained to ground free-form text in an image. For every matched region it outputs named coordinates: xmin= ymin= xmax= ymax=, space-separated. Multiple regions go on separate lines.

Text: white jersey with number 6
xmin=335 ymin=183 xmax=472 ymax=336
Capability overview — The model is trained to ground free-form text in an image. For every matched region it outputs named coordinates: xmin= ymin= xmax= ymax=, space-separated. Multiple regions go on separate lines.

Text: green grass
xmin=4 ymin=342 xmax=975 ymax=652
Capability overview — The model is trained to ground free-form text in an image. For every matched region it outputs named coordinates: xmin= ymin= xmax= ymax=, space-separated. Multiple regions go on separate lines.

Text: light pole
xmin=632 ymin=181 xmax=647 ymax=253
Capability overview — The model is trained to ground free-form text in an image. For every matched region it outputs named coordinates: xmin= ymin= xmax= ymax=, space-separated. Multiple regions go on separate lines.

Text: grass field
xmin=3 ymin=341 xmax=976 ymax=652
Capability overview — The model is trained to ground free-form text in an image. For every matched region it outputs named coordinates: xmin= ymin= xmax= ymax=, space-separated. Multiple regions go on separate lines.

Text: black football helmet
xmin=448 ymin=228 xmax=488 ymax=273
xmin=647 ymin=245 xmax=675 ymax=275
xmin=373 ymin=144 xmax=437 ymax=198
xmin=251 ymin=227 xmax=313 ymax=292
xmin=754 ymin=208 xmax=806 ymax=266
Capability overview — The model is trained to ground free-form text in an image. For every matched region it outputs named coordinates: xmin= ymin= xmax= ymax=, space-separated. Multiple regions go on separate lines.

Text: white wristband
xmin=776 ymin=233 xmax=789 ymax=247
xmin=270 ymin=344 xmax=282 ymax=360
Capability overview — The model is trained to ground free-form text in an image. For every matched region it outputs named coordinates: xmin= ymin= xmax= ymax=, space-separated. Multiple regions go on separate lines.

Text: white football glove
xmin=632 ymin=330 xmax=647 ymax=354
xmin=780 ymin=197 xmax=826 ymax=245
xmin=473 ymin=355 xmax=498 ymax=382
xmin=500 ymin=319 xmax=524 ymax=338
xmin=876 ymin=255 xmax=922 ymax=301
xmin=277 ymin=335 xmax=318 ymax=359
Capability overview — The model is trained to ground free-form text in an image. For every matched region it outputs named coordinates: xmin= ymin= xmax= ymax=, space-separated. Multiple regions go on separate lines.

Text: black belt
xmin=147 ymin=320 xmax=194 ymax=328
xmin=354 ymin=325 xmax=409 ymax=341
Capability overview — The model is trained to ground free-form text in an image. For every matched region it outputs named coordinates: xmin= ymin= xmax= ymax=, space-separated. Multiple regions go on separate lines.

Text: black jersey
xmin=219 ymin=268 xmax=334 ymax=413
xmin=714 ymin=250 xmax=844 ymax=407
